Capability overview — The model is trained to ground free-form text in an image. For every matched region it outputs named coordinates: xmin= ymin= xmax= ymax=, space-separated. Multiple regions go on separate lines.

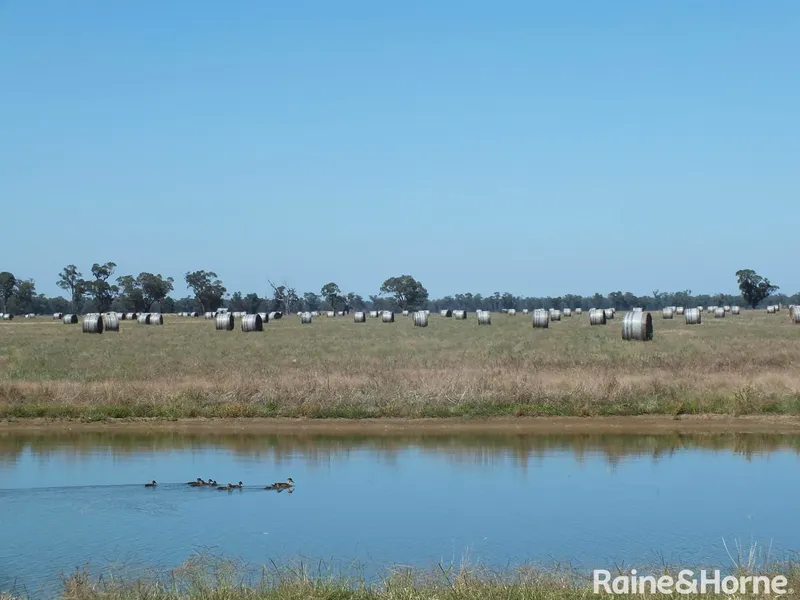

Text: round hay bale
xmin=369 ymin=310 xmax=379 ymax=318
xmin=269 ymin=311 xmax=283 ymax=320
xmin=310 ymin=311 xmax=319 ymax=317
xmin=440 ymin=309 xmax=452 ymax=318
xmin=53 ymin=312 xmax=63 ymax=320
xmin=507 ymin=309 xmax=516 ymax=316
xmin=2 ymin=314 xmax=13 ymax=320
xmin=204 ymin=312 xmax=214 ymax=319
xmin=402 ymin=310 xmax=409 ymax=316
xmin=697 ymin=306 xmax=705 ymax=312
xmin=413 ymin=311 xmax=428 ymax=327
xmin=522 ymin=308 xmax=529 ymax=314
xmin=258 ymin=312 xmax=269 ymax=323
xmin=137 ymin=313 xmax=151 ymax=325
xmin=62 ymin=314 xmax=78 ymax=324
xmin=82 ymin=314 xmax=104 ymax=334
xmin=150 ymin=313 xmax=163 ymax=325
xmin=622 ymin=311 xmax=653 ymax=341
xmin=632 ymin=307 xmax=643 ymax=312
xmin=790 ymin=305 xmax=800 ymax=324
xmin=326 ymin=311 xmax=335 ymax=317
xmin=353 ymin=311 xmax=366 ymax=323
xmin=731 ymin=306 xmax=740 ymax=315
xmin=300 ymin=311 xmax=313 ymax=324
xmin=102 ymin=313 xmax=120 ymax=332
xmin=453 ymin=310 xmax=467 ymax=320
xmin=215 ymin=313 xmax=234 ymax=330
xmin=714 ymin=307 xmax=725 ymax=319
xmin=550 ymin=309 xmax=562 ymax=322
xmin=603 ymin=308 xmax=614 ymax=320
xmin=767 ymin=305 xmax=776 ymax=314
xmin=337 ymin=311 xmax=345 ymax=317
xmin=241 ymin=314 xmax=263 ymax=332
xmin=574 ymin=308 xmax=582 ymax=315
xmin=684 ymin=308 xmax=702 ymax=325
xmin=723 ymin=305 xmax=731 ymax=312
xmin=662 ymin=307 xmax=674 ymax=319
xmin=563 ymin=308 xmax=572 ymax=317
xmin=589 ymin=309 xmax=606 ymax=325
xmin=477 ymin=310 xmax=491 ymax=325
xmin=675 ymin=307 xmax=685 ymax=315
xmin=532 ymin=309 xmax=550 ymax=329
xmin=381 ymin=311 xmax=395 ymax=323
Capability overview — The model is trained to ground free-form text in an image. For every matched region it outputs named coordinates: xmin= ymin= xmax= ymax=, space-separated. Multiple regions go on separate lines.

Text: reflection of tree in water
xmin=1 ymin=431 xmax=799 ymax=471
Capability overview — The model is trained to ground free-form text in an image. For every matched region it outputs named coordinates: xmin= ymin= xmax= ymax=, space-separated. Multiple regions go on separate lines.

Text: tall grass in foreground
xmin=49 ymin=552 xmax=800 ymax=600
xmin=1 ymin=310 xmax=800 ymax=420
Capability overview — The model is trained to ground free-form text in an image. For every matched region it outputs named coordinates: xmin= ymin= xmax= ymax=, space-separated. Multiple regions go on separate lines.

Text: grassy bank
xmin=1 ymin=310 xmax=799 ymax=421
xmin=45 ymin=556 xmax=800 ymax=600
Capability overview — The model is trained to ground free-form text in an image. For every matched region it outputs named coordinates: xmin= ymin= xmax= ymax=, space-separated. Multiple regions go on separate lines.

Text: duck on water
xmin=265 ymin=478 xmax=294 ymax=491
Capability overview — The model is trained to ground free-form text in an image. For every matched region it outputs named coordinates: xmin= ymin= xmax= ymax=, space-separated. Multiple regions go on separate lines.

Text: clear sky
xmin=2 ymin=1 xmax=798 ymax=300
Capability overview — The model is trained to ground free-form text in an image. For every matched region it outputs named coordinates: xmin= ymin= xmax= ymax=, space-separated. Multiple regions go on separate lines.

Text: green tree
xmin=185 ymin=270 xmax=227 ymax=312
xmin=56 ymin=265 xmax=86 ymax=312
xmin=321 ymin=282 xmax=343 ymax=310
xmin=0 ymin=271 xmax=16 ymax=312
xmin=116 ymin=275 xmax=145 ymax=311
xmin=379 ymin=275 xmax=429 ymax=311
xmin=302 ymin=292 xmax=321 ymax=311
xmin=86 ymin=262 xmax=118 ymax=312
xmin=116 ymin=273 xmax=174 ymax=311
xmin=9 ymin=279 xmax=36 ymax=314
xmin=736 ymin=269 xmax=779 ymax=309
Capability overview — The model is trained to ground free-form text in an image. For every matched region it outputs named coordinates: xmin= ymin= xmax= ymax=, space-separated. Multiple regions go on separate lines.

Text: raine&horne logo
xmin=593 ymin=569 xmax=791 ymax=595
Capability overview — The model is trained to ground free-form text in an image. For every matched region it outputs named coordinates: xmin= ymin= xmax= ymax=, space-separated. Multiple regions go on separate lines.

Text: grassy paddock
xmin=46 ymin=554 xmax=800 ymax=600
xmin=1 ymin=310 xmax=799 ymax=420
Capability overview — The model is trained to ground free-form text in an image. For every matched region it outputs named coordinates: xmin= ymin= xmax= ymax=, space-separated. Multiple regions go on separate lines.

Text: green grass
xmin=45 ymin=553 xmax=800 ymax=600
xmin=1 ymin=309 xmax=799 ymax=421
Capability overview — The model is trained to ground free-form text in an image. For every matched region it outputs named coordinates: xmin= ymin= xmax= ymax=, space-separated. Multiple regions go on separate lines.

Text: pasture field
xmin=0 ymin=309 xmax=799 ymax=421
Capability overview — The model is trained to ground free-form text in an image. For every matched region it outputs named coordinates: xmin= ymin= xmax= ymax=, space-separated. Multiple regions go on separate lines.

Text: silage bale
xmin=381 ymin=311 xmax=395 ymax=323
xmin=532 ymin=309 xmax=549 ymax=329
xmin=337 ymin=311 xmax=345 ymax=317
xmin=440 ymin=309 xmax=452 ymax=317
xmin=477 ymin=310 xmax=491 ymax=325
xmin=675 ymin=307 xmax=685 ymax=315
xmin=563 ymin=308 xmax=572 ymax=317
xmin=300 ymin=311 xmax=313 ymax=324
xmin=685 ymin=308 xmax=702 ymax=325
xmin=82 ymin=314 xmax=104 ymax=334
xmin=311 ymin=311 xmax=319 ymax=317
xmin=697 ymin=306 xmax=705 ymax=312
xmin=353 ymin=311 xmax=366 ymax=323
xmin=369 ymin=310 xmax=379 ymax=318
xmin=62 ymin=314 xmax=78 ymax=324
xmin=326 ymin=311 xmax=335 ymax=317
xmin=603 ymin=308 xmax=614 ymax=320
xmin=204 ymin=312 xmax=214 ymax=319
xmin=102 ymin=313 xmax=120 ymax=332
xmin=53 ymin=312 xmax=63 ymax=320
xmin=413 ymin=311 xmax=428 ymax=327
xmin=402 ymin=310 xmax=409 ymax=316
xmin=550 ymin=309 xmax=562 ymax=321
xmin=150 ymin=313 xmax=164 ymax=325
xmin=589 ymin=309 xmax=606 ymax=325
xmin=632 ymin=307 xmax=643 ymax=312
xmin=269 ymin=311 xmax=283 ymax=320
xmin=662 ymin=307 xmax=674 ymax=319
xmin=622 ymin=311 xmax=653 ymax=341
xmin=2 ymin=314 xmax=12 ymax=320
xmin=241 ymin=314 xmax=263 ymax=332
xmin=767 ymin=305 xmax=776 ymax=314
xmin=714 ymin=307 xmax=725 ymax=319
xmin=790 ymin=305 xmax=800 ymax=324
xmin=258 ymin=312 xmax=270 ymax=323
xmin=723 ymin=305 xmax=731 ymax=312
xmin=731 ymin=306 xmax=740 ymax=315
xmin=215 ymin=313 xmax=234 ymax=330
xmin=574 ymin=308 xmax=582 ymax=315
xmin=137 ymin=313 xmax=151 ymax=325
xmin=507 ymin=309 xmax=516 ymax=316
xmin=522 ymin=309 xmax=529 ymax=314
xmin=453 ymin=310 xmax=467 ymax=320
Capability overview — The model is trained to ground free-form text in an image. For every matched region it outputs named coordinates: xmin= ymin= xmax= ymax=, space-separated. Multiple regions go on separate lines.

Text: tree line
xmin=0 ymin=265 xmax=791 ymax=315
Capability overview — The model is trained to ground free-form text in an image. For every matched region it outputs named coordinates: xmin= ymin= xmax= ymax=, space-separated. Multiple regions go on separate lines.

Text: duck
xmin=217 ymin=483 xmax=233 ymax=490
xmin=230 ymin=481 xmax=243 ymax=489
xmin=145 ymin=480 xmax=157 ymax=487
xmin=265 ymin=478 xmax=294 ymax=491
xmin=188 ymin=478 xmax=205 ymax=486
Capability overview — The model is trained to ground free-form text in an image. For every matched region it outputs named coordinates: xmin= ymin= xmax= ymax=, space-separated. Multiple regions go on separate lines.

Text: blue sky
xmin=2 ymin=1 xmax=798 ymax=300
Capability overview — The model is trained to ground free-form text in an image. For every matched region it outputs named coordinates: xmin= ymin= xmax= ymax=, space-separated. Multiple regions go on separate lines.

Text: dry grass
xmin=1 ymin=310 xmax=799 ymax=420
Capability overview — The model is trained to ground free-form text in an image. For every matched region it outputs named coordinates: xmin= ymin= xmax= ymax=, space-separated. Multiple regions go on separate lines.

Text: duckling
xmin=145 ymin=480 xmax=157 ymax=487
xmin=188 ymin=478 xmax=205 ymax=486
xmin=230 ymin=481 xmax=243 ymax=489
xmin=265 ymin=478 xmax=294 ymax=491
